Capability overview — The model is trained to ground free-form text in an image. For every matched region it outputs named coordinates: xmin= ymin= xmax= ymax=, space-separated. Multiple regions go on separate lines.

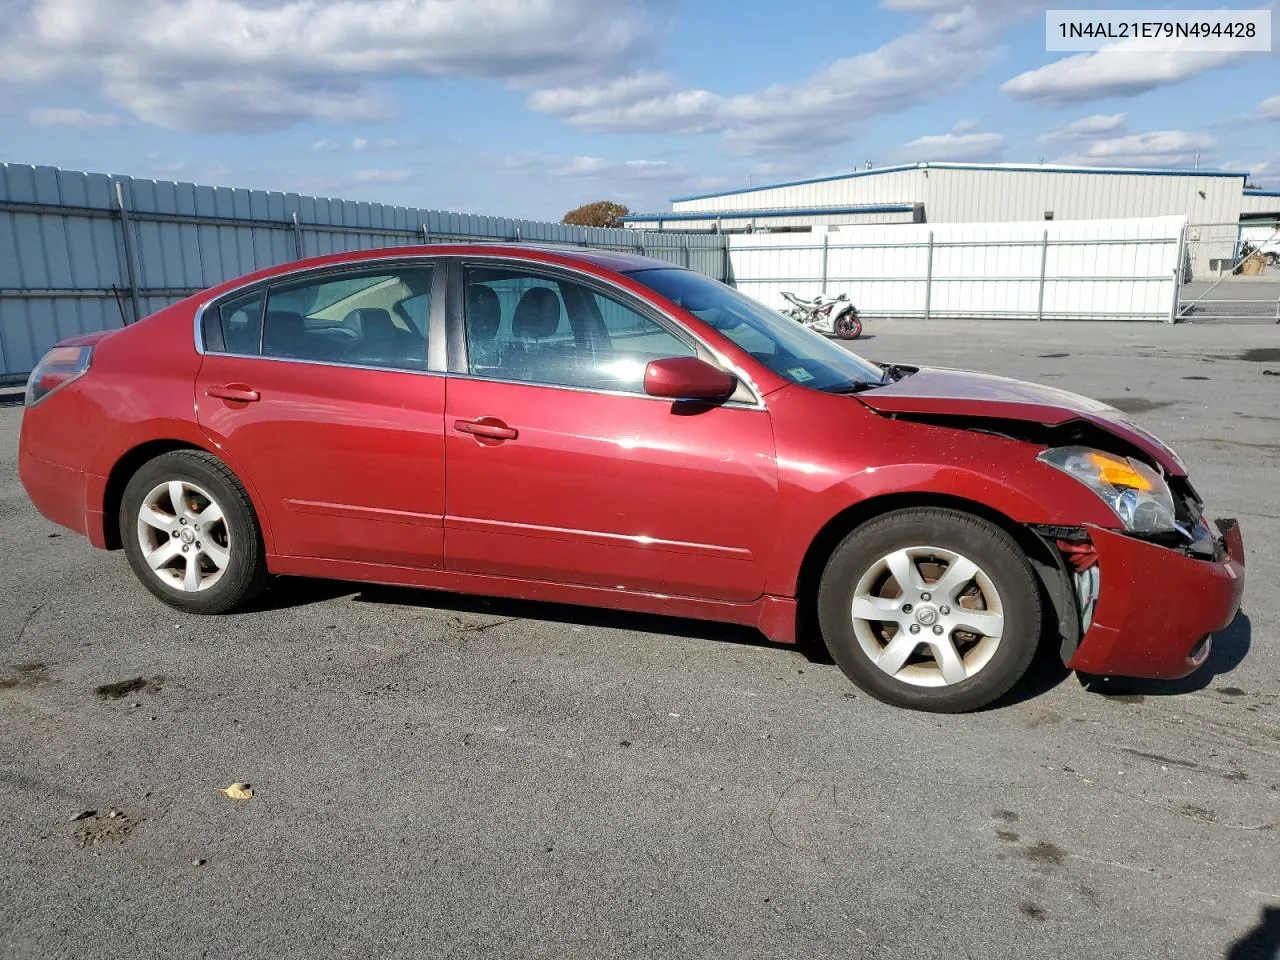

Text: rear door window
xmin=258 ymin=267 xmax=434 ymax=370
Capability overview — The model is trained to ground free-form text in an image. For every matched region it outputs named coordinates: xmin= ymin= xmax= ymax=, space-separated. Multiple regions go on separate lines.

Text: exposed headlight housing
xmin=1039 ymin=446 xmax=1178 ymax=534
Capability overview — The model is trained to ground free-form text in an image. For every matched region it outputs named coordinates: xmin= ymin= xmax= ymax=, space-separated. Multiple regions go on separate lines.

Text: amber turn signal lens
xmin=1086 ymin=451 xmax=1153 ymax=491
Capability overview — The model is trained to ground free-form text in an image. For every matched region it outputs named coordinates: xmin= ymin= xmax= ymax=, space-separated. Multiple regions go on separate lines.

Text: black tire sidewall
xmin=835 ymin=315 xmax=862 ymax=340
xmin=818 ymin=509 xmax=1042 ymax=712
xmin=119 ymin=452 xmax=265 ymax=614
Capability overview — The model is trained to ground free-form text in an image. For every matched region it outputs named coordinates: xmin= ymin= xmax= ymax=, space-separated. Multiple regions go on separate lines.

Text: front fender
xmin=762 ymin=386 xmax=1121 ymax=597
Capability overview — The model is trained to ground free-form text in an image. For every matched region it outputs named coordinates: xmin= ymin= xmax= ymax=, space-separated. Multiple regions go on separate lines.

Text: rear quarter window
xmin=211 ymin=290 xmax=265 ymax=355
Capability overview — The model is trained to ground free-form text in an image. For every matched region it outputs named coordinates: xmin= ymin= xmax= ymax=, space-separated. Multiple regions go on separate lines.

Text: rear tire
xmin=817 ymin=507 xmax=1042 ymax=712
xmin=119 ymin=450 xmax=269 ymax=614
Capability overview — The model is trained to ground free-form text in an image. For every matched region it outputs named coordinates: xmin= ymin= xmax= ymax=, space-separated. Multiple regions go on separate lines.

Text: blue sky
xmin=0 ymin=0 xmax=1276 ymax=220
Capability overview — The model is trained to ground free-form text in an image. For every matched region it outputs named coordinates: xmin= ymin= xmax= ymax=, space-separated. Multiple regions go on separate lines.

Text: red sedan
xmin=18 ymin=245 xmax=1245 ymax=711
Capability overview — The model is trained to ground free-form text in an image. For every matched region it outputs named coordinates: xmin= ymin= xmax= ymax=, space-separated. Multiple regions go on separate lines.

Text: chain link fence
xmin=1176 ymin=221 xmax=1280 ymax=323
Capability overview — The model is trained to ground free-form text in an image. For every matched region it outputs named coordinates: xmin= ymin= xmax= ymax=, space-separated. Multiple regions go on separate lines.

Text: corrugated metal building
xmin=1240 ymin=188 xmax=1280 ymax=220
xmin=621 ymin=202 xmax=923 ymax=231
xmin=623 ymin=162 xmax=1249 ymax=231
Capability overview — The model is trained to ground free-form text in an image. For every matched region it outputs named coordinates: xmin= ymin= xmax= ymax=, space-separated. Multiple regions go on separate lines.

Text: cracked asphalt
xmin=1 ymin=319 xmax=1278 ymax=960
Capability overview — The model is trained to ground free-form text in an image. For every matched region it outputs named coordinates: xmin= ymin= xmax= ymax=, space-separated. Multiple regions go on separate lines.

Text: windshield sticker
xmin=787 ymin=366 xmax=815 ymax=382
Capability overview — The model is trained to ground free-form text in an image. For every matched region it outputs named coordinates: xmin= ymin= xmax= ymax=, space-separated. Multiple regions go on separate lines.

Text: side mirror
xmin=643 ymin=356 xmax=737 ymax=403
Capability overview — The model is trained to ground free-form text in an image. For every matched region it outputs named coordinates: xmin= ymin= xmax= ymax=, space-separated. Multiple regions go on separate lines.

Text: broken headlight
xmin=1039 ymin=446 xmax=1178 ymax=535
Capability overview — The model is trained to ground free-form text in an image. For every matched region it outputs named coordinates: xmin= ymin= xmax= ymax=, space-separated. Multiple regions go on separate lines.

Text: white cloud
xmin=313 ymin=136 xmax=405 ymax=152
xmin=350 ymin=168 xmax=411 ymax=184
xmin=882 ymin=0 xmax=1044 ymax=10
xmin=1038 ymin=113 xmax=1128 ymax=144
xmin=1243 ymin=157 xmax=1280 ymax=187
xmin=1002 ymin=42 xmax=1250 ymax=103
xmin=892 ymin=120 xmax=1004 ymax=162
xmin=502 ymin=153 xmax=688 ymax=181
xmin=1254 ymin=94 xmax=1280 ymax=121
xmin=1039 ymin=113 xmax=1216 ymax=169
xmin=530 ymin=7 xmax=1009 ymax=154
xmin=0 ymin=0 xmax=653 ymax=132
xmin=28 ymin=106 xmax=120 ymax=128
xmin=1056 ymin=129 xmax=1216 ymax=168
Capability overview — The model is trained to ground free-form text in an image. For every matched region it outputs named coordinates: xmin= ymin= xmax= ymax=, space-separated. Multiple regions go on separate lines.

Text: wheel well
xmin=793 ymin=492 xmax=1071 ymax=655
xmin=101 ymin=440 xmax=207 ymax=550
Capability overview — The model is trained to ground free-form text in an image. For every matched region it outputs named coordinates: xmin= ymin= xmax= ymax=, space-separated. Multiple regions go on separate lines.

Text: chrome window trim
xmin=190 ymin=250 xmax=768 ymax=409
xmin=188 ymin=349 xmax=446 ymax=379
xmin=193 ymin=255 xmax=443 ymax=361
xmin=444 ymin=369 xmax=767 ymax=410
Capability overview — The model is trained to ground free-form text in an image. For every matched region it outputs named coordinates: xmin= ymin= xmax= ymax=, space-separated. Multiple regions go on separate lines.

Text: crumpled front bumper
xmin=1066 ymin=519 xmax=1245 ymax=680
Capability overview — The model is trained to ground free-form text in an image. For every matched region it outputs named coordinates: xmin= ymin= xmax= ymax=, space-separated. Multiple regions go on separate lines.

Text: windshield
xmin=627 ymin=268 xmax=884 ymax=392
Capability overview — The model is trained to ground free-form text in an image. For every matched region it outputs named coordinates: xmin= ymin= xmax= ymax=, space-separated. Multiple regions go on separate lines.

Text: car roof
xmin=284 ymin=242 xmax=673 ymax=281
xmin=190 ymin=242 xmax=686 ymax=305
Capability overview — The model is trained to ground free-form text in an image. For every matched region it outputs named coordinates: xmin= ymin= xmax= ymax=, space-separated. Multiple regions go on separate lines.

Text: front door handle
xmin=454 ymin=417 xmax=518 ymax=442
xmin=206 ymin=384 xmax=261 ymax=403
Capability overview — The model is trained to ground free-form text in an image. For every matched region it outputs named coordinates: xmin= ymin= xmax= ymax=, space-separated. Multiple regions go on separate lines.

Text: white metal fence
xmin=728 ymin=216 xmax=1186 ymax=323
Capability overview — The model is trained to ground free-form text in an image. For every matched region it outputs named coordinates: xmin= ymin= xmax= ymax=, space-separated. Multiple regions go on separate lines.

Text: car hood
xmin=858 ymin=366 xmax=1186 ymax=476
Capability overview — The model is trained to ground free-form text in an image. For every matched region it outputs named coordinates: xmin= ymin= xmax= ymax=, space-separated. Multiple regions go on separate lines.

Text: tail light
xmin=25 ymin=345 xmax=94 ymax=407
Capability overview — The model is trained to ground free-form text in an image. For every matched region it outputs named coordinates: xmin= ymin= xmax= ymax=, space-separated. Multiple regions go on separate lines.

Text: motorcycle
xmin=779 ymin=290 xmax=863 ymax=340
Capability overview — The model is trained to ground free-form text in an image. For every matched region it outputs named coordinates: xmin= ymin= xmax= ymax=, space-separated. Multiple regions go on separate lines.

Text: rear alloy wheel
xmin=120 ymin=451 xmax=268 ymax=614
xmin=818 ymin=507 xmax=1042 ymax=712
xmin=834 ymin=312 xmax=862 ymax=340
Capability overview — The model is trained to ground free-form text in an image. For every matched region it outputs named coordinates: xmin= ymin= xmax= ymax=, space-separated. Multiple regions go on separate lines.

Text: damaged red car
xmin=19 ymin=245 xmax=1245 ymax=711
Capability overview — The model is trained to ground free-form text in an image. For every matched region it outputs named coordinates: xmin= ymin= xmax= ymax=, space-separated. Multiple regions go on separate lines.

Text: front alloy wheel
xmin=850 ymin=545 xmax=1004 ymax=687
xmin=818 ymin=507 xmax=1042 ymax=712
xmin=834 ymin=312 xmax=862 ymax=340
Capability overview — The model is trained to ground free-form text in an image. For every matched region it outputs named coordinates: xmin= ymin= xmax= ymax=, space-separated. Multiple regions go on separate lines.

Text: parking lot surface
xmin=2 ymin=319 xmax=1278 ymax=960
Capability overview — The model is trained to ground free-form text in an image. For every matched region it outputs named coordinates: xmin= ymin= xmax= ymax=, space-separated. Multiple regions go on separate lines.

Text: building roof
xmin=621 ymin=203 xmax=916 ymax=223
xmin=672 ymin=161 xmax=1252 ymax=204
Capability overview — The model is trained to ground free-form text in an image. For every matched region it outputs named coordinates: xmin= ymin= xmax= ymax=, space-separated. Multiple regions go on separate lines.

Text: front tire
xmin=119 ymin=450 xmax=269 ymax=614
xmin=834 ymin=312 xmax=862 ymax=340
xmin=817 ymin=507 xmax=1042 ymax=712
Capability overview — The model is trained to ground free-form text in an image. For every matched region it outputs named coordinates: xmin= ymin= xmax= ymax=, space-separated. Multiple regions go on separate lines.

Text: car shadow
xmin=236 ymin=579 xmax=1252 ymax=707
xmin=982 ymin=617 xmax=1077 ymax=710
xmin=1225 ymin=905 xmax=1280 ymax=959
xmin=248 ymin=576 xmax=794 ymax=652
xmin=1081 ymin=611 xmax=1252 ymax=699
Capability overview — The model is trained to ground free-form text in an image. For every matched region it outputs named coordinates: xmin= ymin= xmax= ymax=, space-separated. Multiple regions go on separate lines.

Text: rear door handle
xmin=206 ymin=384 xmax=261 ymax=403
xmin=454 ymin=418 xmax=518 ymax=442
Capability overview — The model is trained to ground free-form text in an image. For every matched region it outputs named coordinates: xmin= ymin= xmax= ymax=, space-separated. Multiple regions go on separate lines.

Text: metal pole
xmin=1036 ymin=229 xmax=1049 ymax=321
xmin=422 ymin=225 xmax=431 ymax=245
xmin=924 ymin=230 xmax=934 ymax=321
xmin=821 ymin=233 xmax=830 ymax=293
xmin=113 ymin=181 xmax=142 ymax=324
xmin=291 ymin=211 xmax=304 ymax=259
xmin=682 ymin=235 xmax=690 ymax=268
xmin=1169 ymin=222 xmax=1187 ymax=323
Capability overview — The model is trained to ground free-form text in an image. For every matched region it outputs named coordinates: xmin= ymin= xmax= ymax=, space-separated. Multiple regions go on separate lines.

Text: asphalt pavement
xmin=1 ymin=319 xmax=1278 ymax=960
